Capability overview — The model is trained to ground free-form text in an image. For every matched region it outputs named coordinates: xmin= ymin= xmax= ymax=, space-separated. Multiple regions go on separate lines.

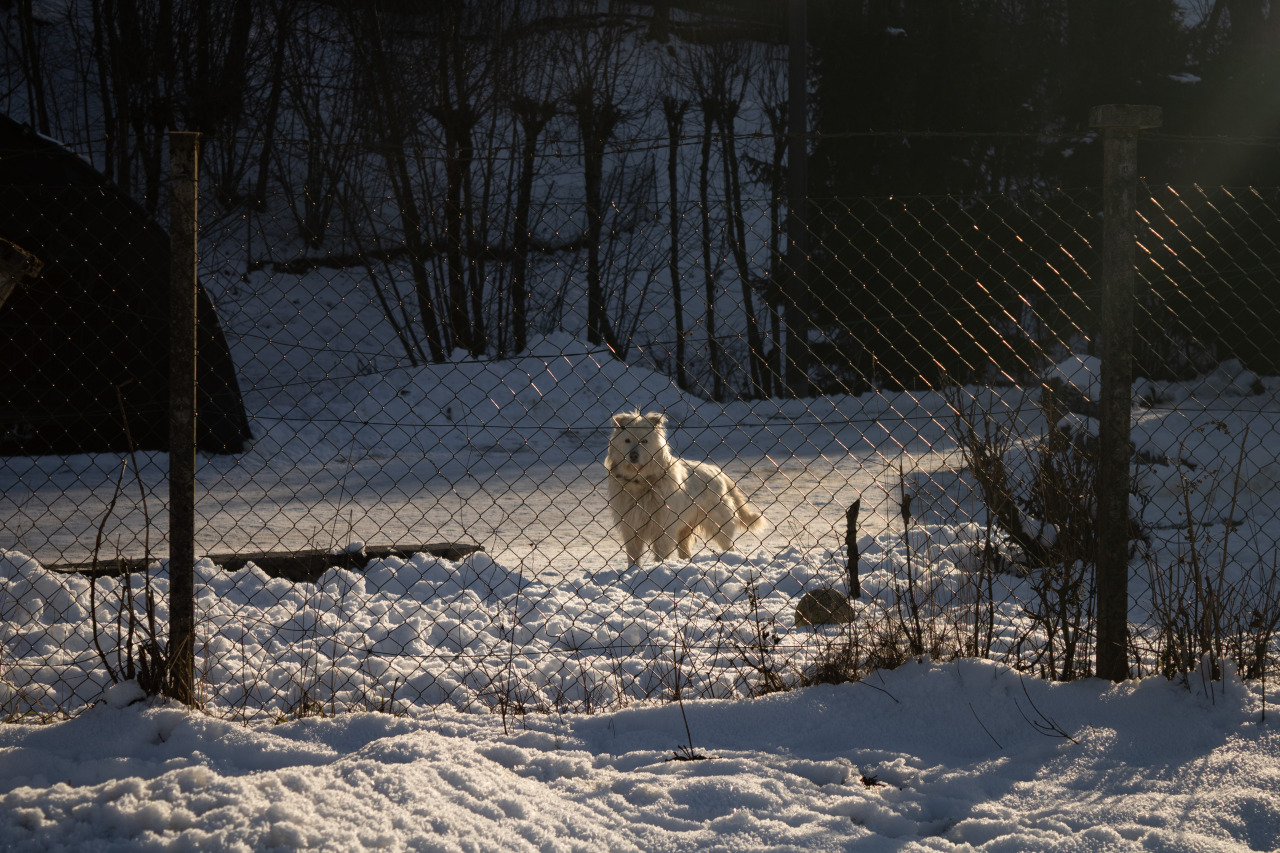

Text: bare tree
xmin=696 ymin=91 xmax=723 ymax=400
xmin=506 ymin=93 xmax=557 ymax=356
xmin=492 ymin=2 xmax=565 ymax=356
xmin=561 ymin=9 xmax=641 ymax=356
xmin=79 ymin=0 xmax=257 ymax=215
xmin=267 ymin=1 xmax=355 ymax=249
xmin=427 ymin=1 xmax=487 ymax=357
xmin=187 ymin=0 xmax=256 ymax=203
xmin=249 ymin=0 xmax=300 ymax=211
xmin=747 ymin=43 xmax=792 ymax=394
xmin=90 ymin=0 xmax=173 ymax=209
xmin=345 ymin=3 xmax=447 ymax=362
xmin=8 ymin=0 xmax=52 ymax=135
xmin=663 ymin=93 xmax=692 ymax=391
xmin=692 ymin=39 xmax=769 ymax=398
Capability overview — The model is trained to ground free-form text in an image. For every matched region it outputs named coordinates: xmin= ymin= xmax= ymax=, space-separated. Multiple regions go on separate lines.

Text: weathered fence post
xmin=1089 ymin=105 xmax=1161 ymax=683
xmin=846 ymin=498 xmax=861 ymax=599
xmin=168 ymin=131 xmax=200 ymax=705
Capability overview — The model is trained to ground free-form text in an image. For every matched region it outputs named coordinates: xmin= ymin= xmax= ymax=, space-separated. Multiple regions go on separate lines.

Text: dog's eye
xmin=641 ymin=439 xmax=648 ymax=444
xmin=623 ymin=438 xmax=631 ymax=444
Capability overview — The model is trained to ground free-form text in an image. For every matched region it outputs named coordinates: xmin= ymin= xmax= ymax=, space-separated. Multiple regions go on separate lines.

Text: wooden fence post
xmin=1088 ymin=105 xmax=1160 ymax=683
xmin=846 ymin=499 xmax=861 ymax=599
xmin=168 ymin=131 xmax=200 ymax=705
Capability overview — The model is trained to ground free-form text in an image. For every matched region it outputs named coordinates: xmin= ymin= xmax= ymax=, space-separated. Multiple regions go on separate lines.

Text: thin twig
xmin=89 ymin=459 xmax=129 ymax=685
xmin=1012 ymin=675 xmax=1078 ymax=744
xmin=968 ymin=701 xmax=1003 ymax=750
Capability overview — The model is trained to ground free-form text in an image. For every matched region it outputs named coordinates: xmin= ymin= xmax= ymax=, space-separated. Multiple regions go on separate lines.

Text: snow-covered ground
xmin=5 ymin=349 xmax=1280 ymax=719
xmin=2 ymin=658 xmax=1278 ymax=851
xmin=5 ymin=263 xmax=1280 ymax=848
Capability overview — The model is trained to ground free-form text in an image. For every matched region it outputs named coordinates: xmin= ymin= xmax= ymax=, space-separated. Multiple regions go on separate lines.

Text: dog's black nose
xmin=628 ymin=450 xmax=639 ymax=464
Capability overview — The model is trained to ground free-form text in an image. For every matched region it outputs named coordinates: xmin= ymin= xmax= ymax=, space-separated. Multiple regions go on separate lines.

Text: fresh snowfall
xmin=4 ymin=266 xmax=1280 ymax=849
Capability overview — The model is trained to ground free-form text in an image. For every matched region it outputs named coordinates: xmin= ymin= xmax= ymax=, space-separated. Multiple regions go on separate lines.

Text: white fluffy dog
xmin=604 ymin=410 xmax=764 ymax=563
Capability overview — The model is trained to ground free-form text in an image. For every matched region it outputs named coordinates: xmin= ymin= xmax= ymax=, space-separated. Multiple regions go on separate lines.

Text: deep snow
xmin=2 ymin=659 xmax=1278 ymax=851
xmin=4 ymin=334 xmax=1280 ymax=849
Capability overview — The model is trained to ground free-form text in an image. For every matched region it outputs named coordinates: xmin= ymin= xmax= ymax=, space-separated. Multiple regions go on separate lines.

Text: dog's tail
xmin=731 ymin=484 xmax=767 ymax=533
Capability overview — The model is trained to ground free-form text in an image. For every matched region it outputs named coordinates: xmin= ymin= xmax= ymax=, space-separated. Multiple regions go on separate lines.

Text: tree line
xmin=4 ymin=0 xmax=1279 ymax=396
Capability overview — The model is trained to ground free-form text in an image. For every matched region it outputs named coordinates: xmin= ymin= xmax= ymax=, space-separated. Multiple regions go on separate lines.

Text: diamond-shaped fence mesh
xmin=4 ymin=131 xmax=1280 ymax=721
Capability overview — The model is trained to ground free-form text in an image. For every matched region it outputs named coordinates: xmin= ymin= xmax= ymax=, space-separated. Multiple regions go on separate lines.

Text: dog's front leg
xmin=623 ymin=535 xmax=646 ymax=565
xmin=652 ymin=530 xmax=680 ymax=561
xmin=676 ymin=524 xmax=695 ymax=559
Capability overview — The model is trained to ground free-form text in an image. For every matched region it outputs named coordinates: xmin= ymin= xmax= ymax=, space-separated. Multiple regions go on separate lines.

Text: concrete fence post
xmin=1088 ymin=104 xmax=1161 ymax=683
xmin=168 ymin=131 xmax=200 ymax=705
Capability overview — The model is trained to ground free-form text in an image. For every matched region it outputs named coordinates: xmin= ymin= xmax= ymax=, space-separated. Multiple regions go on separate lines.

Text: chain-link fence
xmin=4 ymin=125 xmax=1280 ymax=721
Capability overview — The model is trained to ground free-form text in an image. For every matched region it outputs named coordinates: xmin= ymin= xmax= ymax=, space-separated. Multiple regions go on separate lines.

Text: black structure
xmin=0 ymin=116 xmax=250 ymax=455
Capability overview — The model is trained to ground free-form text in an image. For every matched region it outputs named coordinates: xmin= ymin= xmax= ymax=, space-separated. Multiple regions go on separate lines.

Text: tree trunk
xmin=251 ymin=0 xmax=294 ymax=209
xmin=437 ymin=108 xmax=475 ymax=356
xmin=16 ymin=0 xmax=51 ymax=134
xmin=357 ymin=7 xmax=446 ymax=361
xmin=664 ymin=96 xmax=689 ymax=391
xmin=511 ymin=102 xmax=554 ymax=357
xmin=698 ymin=106 xmax=722 ymax=400
xmin=717 ymin=105 xmax=768 ymax=398
xmin=386 ymin=148 xmax=446 ymax=363
xmin=573 ymin=96 xmax=623 ymax=356
xmin=583 ymin=133 xmax=608 ymax=350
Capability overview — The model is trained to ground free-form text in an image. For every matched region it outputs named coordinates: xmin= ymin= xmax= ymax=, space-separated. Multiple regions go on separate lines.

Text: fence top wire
xmin=47 ymin=127 xmax=1280 ymax=167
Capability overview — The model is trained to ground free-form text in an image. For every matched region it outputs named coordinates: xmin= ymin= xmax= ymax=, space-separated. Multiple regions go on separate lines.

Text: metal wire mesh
xmin=4 ymin=131 xmax=1280 ymax=721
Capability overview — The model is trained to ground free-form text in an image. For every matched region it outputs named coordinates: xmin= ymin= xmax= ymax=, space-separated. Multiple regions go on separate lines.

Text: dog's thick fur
xmin=604 ymin=410 xmax=764 ymax=563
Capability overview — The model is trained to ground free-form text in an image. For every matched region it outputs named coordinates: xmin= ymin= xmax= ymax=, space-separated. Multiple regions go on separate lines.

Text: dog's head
xmin=605 ymin=410 xmax=667 ymax=472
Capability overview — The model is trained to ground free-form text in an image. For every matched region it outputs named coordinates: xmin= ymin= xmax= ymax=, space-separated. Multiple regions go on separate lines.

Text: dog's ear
xmin=644 ymin=412 xmax=665 ymax=426
xmin=612 ymin=412 xmax=631 ymax=429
